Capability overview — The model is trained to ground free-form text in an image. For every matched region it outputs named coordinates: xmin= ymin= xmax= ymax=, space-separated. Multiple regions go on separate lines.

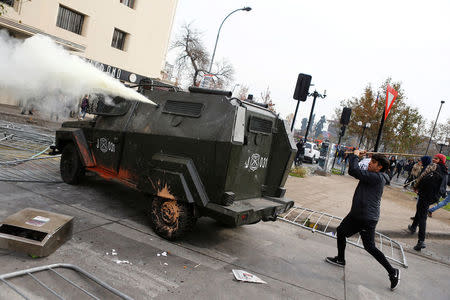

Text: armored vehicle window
xmin=249 ymin=117 xmax=273 ymax=135
xmin=162 ymin=100 xmax=203 ymax=118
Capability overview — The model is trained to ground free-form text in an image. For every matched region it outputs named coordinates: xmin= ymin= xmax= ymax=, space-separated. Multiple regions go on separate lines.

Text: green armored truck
xmin=53 ymin=85 xmax=296 ymax=240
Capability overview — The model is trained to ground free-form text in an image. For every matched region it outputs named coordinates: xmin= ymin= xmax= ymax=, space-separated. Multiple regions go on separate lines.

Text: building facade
xmin=0 ymin=0 xmax=178 ymax=105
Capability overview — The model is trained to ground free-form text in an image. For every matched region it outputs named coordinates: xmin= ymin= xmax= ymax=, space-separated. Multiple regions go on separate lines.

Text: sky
xmin=166 ymin=0 xmax=450 ymax=130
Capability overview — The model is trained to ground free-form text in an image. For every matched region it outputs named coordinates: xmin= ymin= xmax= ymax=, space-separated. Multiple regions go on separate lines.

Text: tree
xmin=236 ymin=85 xmax=249 ymax=100
xmin=314 ymin=115 xmax=326 ymax=139
xmin=260 ymin=86 xmax=276 ymax=112
xmin=333 ymin=79 xmax=425 ymax=153
xmin=171 ymin=24 xmax=234 ymax=88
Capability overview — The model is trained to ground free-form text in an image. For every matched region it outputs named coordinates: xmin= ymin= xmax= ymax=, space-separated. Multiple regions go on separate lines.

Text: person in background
xmin=79 ymin=95 xmax=89 ymax=120
xmin=325 ymin=149 xmax=400 ymax=291
xmin=408 ymin=154 xmax=447 ymax=251
xmin=392 ymin=159 xmax=405 ymax=179
xmin=295 ymin=139 xmax=305 ymax=166
xmin=428 ymin=158 xmax=449 ymax=217
xmin=405 ymin=159 xmax=423 ymax=187
xmin=388 ymin=156 xmax=397 ymax=180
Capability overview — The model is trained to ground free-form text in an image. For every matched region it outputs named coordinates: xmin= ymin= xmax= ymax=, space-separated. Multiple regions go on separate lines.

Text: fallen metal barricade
xmin=0 ymin=121 xmax=54 ymax=157
xmin=0 ymin=155 xmax=62 ymax=183
xmin=0 ymin=121 xmax=62 ymax=183
xmin=278 ymin=206 xmax=408 ymax=268
xmin=0 ymin=263 xmax=134 ymax=300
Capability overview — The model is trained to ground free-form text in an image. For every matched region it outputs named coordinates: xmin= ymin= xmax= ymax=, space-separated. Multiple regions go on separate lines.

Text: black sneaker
xmin=325 ymin=256 xmax=345 ymax=267
xmin=407 ymin=225 xmax=416 ymax=234
xmin=413 ymin=241 xmax=426 ymax=251
xmin=389 ymin=268 xmax=400 ymax=290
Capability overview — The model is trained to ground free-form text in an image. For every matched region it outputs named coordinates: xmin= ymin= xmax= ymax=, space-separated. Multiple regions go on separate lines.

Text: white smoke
xmin=0 ymin=30 xmax=155 ymax=120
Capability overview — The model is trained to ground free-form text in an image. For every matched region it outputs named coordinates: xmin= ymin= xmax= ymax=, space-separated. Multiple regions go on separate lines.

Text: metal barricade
xmin=278 ymin=206 xmax=408 ymax=268
xmin=0 ymin=263 xmax=134 ymax=300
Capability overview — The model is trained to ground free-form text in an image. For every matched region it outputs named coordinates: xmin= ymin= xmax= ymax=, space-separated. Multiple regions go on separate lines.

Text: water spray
xmin=0 ymin=30 xmax=156 ymax=118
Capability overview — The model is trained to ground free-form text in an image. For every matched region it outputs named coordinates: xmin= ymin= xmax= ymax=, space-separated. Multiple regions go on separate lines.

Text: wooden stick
xmin=344 ymin=151 xmax=422 ymax=157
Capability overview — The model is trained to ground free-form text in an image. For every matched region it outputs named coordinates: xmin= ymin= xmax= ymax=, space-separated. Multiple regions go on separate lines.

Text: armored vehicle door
xmin=225 ymin=104 xmax=275 ymax=200
xmin=90 ymin=97 xmax=134 ymax=174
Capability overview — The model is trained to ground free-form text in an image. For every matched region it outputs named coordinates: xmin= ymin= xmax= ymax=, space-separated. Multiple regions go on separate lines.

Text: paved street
xmin=0 ymin=174 xmax=449 ymax=299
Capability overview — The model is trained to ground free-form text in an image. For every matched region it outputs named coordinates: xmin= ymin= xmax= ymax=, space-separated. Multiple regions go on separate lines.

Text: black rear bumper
xmin=204 ymin=196 xmax=294 ymax=226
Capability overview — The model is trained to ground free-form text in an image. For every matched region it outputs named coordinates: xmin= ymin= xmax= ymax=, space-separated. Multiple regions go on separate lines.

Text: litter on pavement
xmin=232 ymin=269 xmax=267 ymax=284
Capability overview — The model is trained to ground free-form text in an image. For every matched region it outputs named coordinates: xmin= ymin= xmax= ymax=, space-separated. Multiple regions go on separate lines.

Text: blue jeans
xmin=429 ymin=193 xmax=450 ymax=213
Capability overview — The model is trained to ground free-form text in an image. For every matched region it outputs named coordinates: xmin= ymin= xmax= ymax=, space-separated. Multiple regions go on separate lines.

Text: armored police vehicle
xmin=54 ymin=85 xmax=295 ymax=240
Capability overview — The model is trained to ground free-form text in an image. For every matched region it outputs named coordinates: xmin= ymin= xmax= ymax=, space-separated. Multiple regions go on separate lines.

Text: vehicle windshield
xmin=305 ymin=144 xmax=312 ymax=149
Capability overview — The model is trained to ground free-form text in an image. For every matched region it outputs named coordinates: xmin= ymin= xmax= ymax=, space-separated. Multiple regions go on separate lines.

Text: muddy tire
xmin=60 ymin=143 xmax=84 ymax=185
xmin=150 ymin=197 xmax=196 ymax=240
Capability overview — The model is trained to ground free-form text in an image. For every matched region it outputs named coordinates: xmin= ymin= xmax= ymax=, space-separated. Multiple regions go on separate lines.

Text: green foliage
xmin=290 ymin=167 xmax=307 ymax=178
xmin=333 ymin=79 xmax=425 ymax=153
xmin=0 ymin=4 xmax=5 ymax=16
xmin=331 ymin=168 xmax=342 ymax=175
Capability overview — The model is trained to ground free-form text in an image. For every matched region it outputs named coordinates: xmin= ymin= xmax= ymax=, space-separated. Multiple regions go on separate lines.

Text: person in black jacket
xmin=326 ymin=150 xmax=400 ymax=290
xmin=408 ymin=154 xmax=448 ymax=250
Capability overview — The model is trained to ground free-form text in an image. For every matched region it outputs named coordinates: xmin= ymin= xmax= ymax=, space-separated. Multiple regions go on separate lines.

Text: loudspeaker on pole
xmin=340 ymin=107 xmax=352 ymax=125
xmin=293 ymin=73 xmax=312 ymax=102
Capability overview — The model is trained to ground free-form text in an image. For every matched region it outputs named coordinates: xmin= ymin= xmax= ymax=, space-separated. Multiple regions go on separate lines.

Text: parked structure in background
xmin=0 ymin=0 xmax=178 ymax=106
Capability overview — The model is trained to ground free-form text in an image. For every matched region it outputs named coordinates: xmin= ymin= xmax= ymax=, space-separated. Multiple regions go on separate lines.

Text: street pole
xmin=374 ymin=107 xmax=386 ymax=152
xmin=291 ymin=99 xmax=300 ymax=132
xmin=304 ymin=90 xmax=326 ymax=141
xmin=358 ymin=126 xmax=366 ymax=148
xmin=331 ymin=126 xmax=345 ymax=170
xmin=425 ymin=100 xmax=445 ymax=155
xmin=208 ymin=7 xmax=251 ymax=74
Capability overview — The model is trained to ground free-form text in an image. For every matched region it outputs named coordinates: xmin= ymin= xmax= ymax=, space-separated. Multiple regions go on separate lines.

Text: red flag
xmin=384 ymin=85 xmax=398 ymax=120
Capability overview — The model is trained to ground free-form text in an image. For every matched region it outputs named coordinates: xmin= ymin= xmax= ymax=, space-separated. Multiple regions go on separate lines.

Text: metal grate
xmin=0 ymin=121 xmax=61 ymax=183
xmin=0 ymin=263 xmax=133 ymax=300
xmin=162 ymin=100 xmax=203 ymax=118
xmin=249 ymin=117 xmax=272 ymax=135
xmin=278 ymin=206 xmax=408 ymax=268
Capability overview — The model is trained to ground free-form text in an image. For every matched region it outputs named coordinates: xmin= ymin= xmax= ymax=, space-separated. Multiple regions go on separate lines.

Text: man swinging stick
xmin=325 ymin=149 xmax=400 ymax=291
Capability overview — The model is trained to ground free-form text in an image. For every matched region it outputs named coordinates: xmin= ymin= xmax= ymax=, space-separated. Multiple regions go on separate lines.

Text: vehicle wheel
xmin=150 ymin=197 xmax=196 ymax=240
xmin=60 ymin=143 xmax=84 ymax=184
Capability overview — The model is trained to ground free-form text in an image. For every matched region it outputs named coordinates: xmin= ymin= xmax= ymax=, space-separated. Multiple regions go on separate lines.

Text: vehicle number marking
xmin=244 ymin=153 xmax=268 ymax=171
xmin=96 ymin=138 xmax=115 ymax=153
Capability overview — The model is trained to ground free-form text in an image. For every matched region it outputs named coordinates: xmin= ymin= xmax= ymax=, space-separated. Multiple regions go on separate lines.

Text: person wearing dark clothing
xmin=408 ymin=154 xmax=448 ymax=251
xmin=326 ymin=150 xmax=400 ymax=290
xmin=388 ymin=156 xmax=397 ymax=180
xmin=392 ymin=159 xmax=405 ymax=178
xmin=404 ymin=159 xmax=418 ymax=186
xmin=294 ymin=140 xmax=305 ymax=166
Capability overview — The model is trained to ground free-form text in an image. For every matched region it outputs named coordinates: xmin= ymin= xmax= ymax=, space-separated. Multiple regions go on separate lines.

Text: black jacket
xmin=416 ymin=163 xmax=447 ymax=203
xmin=347 ymin=154 xmax=390 ymax=221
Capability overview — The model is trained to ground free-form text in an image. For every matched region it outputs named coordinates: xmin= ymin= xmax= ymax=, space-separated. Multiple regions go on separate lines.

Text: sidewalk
xmin=285 ymin=173 xmax=450 ymax=264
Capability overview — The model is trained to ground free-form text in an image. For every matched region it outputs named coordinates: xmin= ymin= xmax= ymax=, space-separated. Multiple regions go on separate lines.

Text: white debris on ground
xmin=232 ymin=270 xmax=267 ymax=284
xmin=114 ymin=260 xmax=132 ymax=265
xmin=157 ymin=251 xmax=168 ymax=257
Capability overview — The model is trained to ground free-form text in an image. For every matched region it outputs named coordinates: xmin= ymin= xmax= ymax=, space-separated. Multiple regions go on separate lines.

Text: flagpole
xmin=374 ymin=107 xmax=385 ymax=152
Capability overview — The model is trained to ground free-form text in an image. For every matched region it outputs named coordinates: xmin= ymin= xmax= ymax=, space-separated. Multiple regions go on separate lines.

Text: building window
xmin=111 ymin=28 xmax=127 ymax=50
xmin=56 ymin=5 xmax=85 ymax=35
xmin=120 ymin=0 xmax=135 ymax=9
xmin=0 ymin=0 xmax=14 ymax=7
